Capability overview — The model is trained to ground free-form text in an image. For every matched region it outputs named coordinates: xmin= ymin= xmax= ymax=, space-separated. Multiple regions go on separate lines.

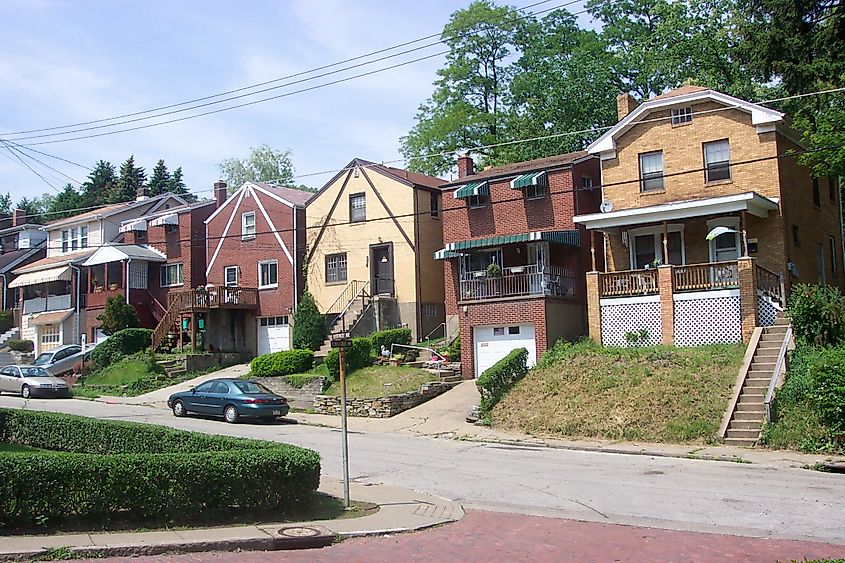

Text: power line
xmin=0 ymin=140 xmax=62 ymax=193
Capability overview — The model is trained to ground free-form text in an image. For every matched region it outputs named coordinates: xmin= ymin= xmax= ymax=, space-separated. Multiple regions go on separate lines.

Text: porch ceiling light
xmin=705 ymin=226 xmax=738 ymax=241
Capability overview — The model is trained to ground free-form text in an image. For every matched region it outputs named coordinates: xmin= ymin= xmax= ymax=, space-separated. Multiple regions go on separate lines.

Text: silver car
xmin=0 ymin=365 xmax=71 ymax=398
xmin=32 ymin=344 xmax=93 ymax=377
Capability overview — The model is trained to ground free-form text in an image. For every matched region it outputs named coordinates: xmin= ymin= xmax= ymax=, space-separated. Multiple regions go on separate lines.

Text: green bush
xmin=437 ymin=337 xmax=460 ymax=362
xmin=788 ymin=284 xmax=845 ymax=347
xmin=370 ymin=328 xmax=412 ymax=354
xmin=477 ymin=348 xmax=529 ymax=418
xmin=97 ymin=295 xmax=140 ymax=335
xmin=324 ymin=337 xmax=373 ymax=380
xmin=90 ymin=328 xmax=152 ymax=370
xmin=250 ymin=349 xmax=314 ymax=377
xmin=292 ymin=290 xmax=328 ymax=351
xmin=0 ymin=310 xmax=14 ymax=333
xmin=0 ymin=408 xmax=320 ymax=529
xmin=806 ymin=347 xmax=845 ymax=436
xmin=7 ymin=339 xmax=33 ymax=353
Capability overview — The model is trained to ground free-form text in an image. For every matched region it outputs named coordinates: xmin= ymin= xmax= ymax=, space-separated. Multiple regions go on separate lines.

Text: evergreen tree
xmin=168 ymin=166 xmax=196 ymax=201
xmin=46 ymin=183 xmax=84 ymax=220
xmin=148 ymin=159 xmax=171 ymax=197
xmin=109 ymin=155 xmax=147 ymax=204
xmin=14 ymin=197 xmax=45 ymax=224
xmin=292 ymin=290 xmax=328 ymax=351
xmin=97 ymin=296 xmax=140 ymax=335
xmin=81 ymin=160 xmax=117 ymax=207
xmin=0 ymin=192 xmax=12 ymax=216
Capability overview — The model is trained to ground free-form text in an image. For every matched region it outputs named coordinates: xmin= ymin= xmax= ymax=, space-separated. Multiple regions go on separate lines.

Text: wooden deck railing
xmin=598 ymin=269 xmax=658 ymax=297
xmin=673 ymin=261 xmax=739 ymax=292
xmin=167 ymin=287 xmax=259 ymax=310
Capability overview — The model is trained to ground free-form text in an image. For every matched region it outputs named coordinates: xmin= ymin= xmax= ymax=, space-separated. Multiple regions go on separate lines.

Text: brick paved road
xmin=78 ymin=511 xmax=845 ymax=563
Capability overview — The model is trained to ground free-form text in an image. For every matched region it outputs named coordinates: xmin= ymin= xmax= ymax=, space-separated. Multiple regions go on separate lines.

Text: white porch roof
xmin=573 ymin=192 xmax=779 ymax=230
xmin=82 ymin=244 xmax=167 ymax=266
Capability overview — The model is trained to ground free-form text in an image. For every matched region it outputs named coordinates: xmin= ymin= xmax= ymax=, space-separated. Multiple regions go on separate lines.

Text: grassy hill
xmin=491 ymin=341 xmax=744 ymax=444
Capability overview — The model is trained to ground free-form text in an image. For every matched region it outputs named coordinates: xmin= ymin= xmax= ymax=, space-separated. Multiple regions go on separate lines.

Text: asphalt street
xmin=2 ymin=395 xmax=844 ymax=545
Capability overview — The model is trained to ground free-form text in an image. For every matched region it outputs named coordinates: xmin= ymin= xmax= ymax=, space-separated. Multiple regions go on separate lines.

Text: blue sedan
xmin=167 ymin=378 xmax=290 ymax=423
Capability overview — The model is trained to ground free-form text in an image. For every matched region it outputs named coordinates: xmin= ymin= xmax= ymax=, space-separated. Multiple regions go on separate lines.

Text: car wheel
xmin=224 ymin=405 xmax=240 ymax=424
xmin=21 ymin=385 xmax=31 ymax=399
xmin=172 ymin=399 xmax=186 ymax=417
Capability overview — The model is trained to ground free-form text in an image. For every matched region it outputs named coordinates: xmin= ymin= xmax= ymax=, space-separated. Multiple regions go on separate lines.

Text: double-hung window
xmin=242 ymin=212 xmax=256 ymax=239
xmin=258 ymin=260 xmax=278 ymax=288
xmin=704 ymin=140 xmax=731 ymax=182
xmin=812 ymin=178 xmax=821 ymax=207
xmin=325 ymin=253 xmax=348 ymax=283
xmin=430 ymin=192 xmax=440 ymax=218
xmin=160 ymin=263 xmax=184 ymax=287
xmin=61 ymin=226 xmax=89 ymax=253
xmin=639 ymin=151 xmax=664 ymax=192
xmin=61 ymin=230 xmax=69 ymax=253
xmin=350 ymin=193 xmax=366 ymax=222
xmin=224 ymin=266 xmax=238 ymax=287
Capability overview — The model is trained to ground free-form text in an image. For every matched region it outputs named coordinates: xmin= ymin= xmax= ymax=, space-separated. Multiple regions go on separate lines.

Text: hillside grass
xmin=491 ymin=341 xmax=744 ymax=444
xmin=324 ymin=366 xmax=437 ymax=398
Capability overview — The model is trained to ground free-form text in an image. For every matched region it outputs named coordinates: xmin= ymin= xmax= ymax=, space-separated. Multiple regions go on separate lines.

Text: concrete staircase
xmin=156 ymin=356 xmax=188 ymax=378
xmin=0 ymin=327 xmax=19 ymax=349
xmin=723 ymin=317 xmax=790 ymax=447
xmin=315 ymin=299 xmax=368 ymax=358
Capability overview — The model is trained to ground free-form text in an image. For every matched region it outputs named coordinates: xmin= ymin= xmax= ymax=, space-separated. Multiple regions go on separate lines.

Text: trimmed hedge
xmin=477 ymin=348 xmax=529 ymax=417
xmin=0 ymin=309 xmax=13 ymax=333
xmin=7 ymin=339 xmax=33 ymax=353
xmin=324 ymin=337 xmax=373 ymax=380
xmin=370 ymin=328 xmax=412 ymax=354
xmin=0 ymin=408 xmax=320 ymax=529
xmin=90 ymin=328 xmax=152 ymax=370
xmin=250 ymin=349 xmax=314 ymax=377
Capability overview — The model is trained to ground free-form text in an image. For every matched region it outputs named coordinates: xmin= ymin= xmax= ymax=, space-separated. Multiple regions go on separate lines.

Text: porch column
xmin=737 ymin=257 xmax=758 ymax=342
xmin=740 ymin=211 xmax=749 ymax=256
xmin=590 ymin=231 xmax=597 ymax=271
xmin=585 ymin=271 xmax=601 ymax=344
xmin=657 ymin=265 xmax=675 ymax=346
xmin=662 ymin=221 xmax=669 ymax=264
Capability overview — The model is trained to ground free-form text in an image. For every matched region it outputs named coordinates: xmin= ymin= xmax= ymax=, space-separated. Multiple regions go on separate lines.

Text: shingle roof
xmin=252 ymin=183 xmax=314 ymax=207
xmin=371 ymin=164 xmax=446 ymax=190
xmin=0 ymin=247 xmax=43 ymax=273
xmin=651 ymin=85 xmax=711 ymax=101
xmin=442 ymin=151 xmax=590 ymax=187
xmin=13 ymin=250 xmax=95 ymax=274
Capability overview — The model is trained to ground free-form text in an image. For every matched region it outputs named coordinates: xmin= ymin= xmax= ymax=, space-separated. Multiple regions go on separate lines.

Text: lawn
xmin=73 ymin=354 xmax=218 ymax=398
xmin=491 ymin=341 xmax=745 ymax=444
xmin=324 ymin=365 xmax=438 ymax=398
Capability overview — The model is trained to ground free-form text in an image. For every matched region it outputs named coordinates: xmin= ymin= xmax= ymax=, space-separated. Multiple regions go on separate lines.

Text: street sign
xmin=331 ymin=338 xmax=352 ymax=348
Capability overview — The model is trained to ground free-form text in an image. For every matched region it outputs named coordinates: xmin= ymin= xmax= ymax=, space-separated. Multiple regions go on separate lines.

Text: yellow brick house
xmin=305 ymin=158 xmax=446 ymax=345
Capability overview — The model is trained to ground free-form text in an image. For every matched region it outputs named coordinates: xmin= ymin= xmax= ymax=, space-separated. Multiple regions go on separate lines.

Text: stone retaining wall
xmin=313 ymin=381 xmax=459 ymax=418
xmin=253 ymin=376 xmax=328 ymax=409
xmin=185 ymin=352 xmax=244 ymax=372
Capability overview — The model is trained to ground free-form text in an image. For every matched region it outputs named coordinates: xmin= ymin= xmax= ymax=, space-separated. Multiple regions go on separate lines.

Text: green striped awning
xmin=453 ymin=180 xmax=489 ymax=199
xmin=511 ymin=171 xmax=547 ymax=190
xmin=433 ymin=230 xmax=580 ymax=259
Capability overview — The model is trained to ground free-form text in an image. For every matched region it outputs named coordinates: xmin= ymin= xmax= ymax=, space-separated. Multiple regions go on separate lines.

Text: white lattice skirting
xmin=600 ymin=295 xmax=662 ymax=347
xmin=674 ymin=290 xmax=742 ymax=346
xmin=757 ymin=293 xmax=780 ymax=327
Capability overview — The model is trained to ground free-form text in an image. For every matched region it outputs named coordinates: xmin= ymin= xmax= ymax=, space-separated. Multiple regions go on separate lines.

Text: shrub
xmin=90 ymin=328 xmax=152 ymax=370
xmin=806 ymin=346 xmax=845 ymax=437
xmin=324 ymin=337 xmax=373 ymax=380
xmin=250 ymin=349 xmax=314 ymax=377
xmin=788 ymin=284 xmax=845 ymax=347
xmin=7 ymin=339 xmax=33 ymax=353
xmin=0 ymin=408 xmax=320 ymax=529
xmin=0 ymin=309 xmax=14 ymax=333
xmin=370 ymin=328 xmax=412 ymax=354
xmin=97 ymin=295 xmax=140 ymax=336
xmin=476 ymin=348 xmax=529 ymax=418
xmin=437 ymin=337 xmax=460 ymax=362
xmin=292 ymin=291 xmax=327 ymax=351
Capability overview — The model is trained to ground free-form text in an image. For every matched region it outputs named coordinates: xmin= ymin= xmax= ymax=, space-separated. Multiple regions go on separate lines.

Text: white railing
xmin=23 ymin=294 xmax=72 ymax=314
xmin=459 ymin=265 xmax=575 ymax=301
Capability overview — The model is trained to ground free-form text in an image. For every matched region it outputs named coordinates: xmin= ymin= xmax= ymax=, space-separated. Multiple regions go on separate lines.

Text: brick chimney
xmin=214 ymin=180 xmax=228 ymax=208
xmin=616 ymin=93 xmax=638 ymax=120
xmin=457 ymin=153 xmax=475 ymax=179
xmin=12 ymin=208 xmax=26 ymax=227
xmin=135 ymin=184 xmax=149 ymax=202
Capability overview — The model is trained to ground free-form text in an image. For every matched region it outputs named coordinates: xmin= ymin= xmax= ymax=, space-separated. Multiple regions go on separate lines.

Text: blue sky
xmin=0 ymin=0 xmax=594 ymax=205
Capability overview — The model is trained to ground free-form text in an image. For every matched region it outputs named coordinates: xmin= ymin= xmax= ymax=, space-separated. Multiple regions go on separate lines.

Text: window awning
xmin=511 ymin=171 xmax=547 ymax=190
xmin=119 ymin=219 xmax=147 ymax=233
xmin=433 ymin=230 xmax=580 ymax=259
xmin=8 ymin=266 xmax=72 ymax=288
xmin=30 ymin=309 xmax=74 ymax=326
xmin=453 ymin=180 xmax=489 ymax=199
xmin=82 ymin=245 xmax=167 ymax=267
xmin=149 ymin=213 xmax=179 ymax=227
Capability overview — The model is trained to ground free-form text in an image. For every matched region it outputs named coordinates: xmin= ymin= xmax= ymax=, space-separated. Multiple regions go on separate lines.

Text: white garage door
xmin=473 ymin=323 xmax=537 ymax=378
xmin=257 ymin=316 xmax=290 ymax=355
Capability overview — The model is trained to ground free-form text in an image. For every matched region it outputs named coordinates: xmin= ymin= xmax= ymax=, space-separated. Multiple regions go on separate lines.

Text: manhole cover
xmin=278 ymin=526 xmax=323 ymax=538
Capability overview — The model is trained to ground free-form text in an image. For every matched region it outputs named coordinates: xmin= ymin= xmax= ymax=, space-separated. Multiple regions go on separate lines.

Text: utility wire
xmin=0 ymin=140 xmax=62 ymax=193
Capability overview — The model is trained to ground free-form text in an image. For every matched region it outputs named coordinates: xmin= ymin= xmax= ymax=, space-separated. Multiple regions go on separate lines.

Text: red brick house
xmin=203 ymin=181 xmax=308 ymax=356
xmin=437 ymin=152 xmax=601 ymax=379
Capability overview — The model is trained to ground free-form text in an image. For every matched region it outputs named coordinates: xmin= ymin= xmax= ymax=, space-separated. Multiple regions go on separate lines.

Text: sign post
xmin=331 ymin=332 xmax=352 ymax=508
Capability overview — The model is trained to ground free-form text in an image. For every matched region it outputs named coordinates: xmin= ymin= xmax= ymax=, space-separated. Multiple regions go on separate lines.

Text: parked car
xmin=167 ymin=378 xmax=290 ymax=423
xmin=32 ymin=344 xmax=96 ymax=377
xmin=0 ymin=365 xmax=71 ymax=398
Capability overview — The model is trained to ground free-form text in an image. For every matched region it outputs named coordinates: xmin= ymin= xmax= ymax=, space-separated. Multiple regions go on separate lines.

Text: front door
xmin=371 ymin=244 xmax=394 ymax=296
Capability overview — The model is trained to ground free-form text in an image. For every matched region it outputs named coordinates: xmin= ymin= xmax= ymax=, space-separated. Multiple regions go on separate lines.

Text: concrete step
xmin=773 ymin=317 xmax=790 ymax=326
xmin=750 ymin=360 xmax=777 ymax=370
xmin=739 ymin=392 xmax=765 ymax=402
xmin=440 ymin=374 xmax=463 ymax=383
xmin=735 ymin=405 xmax=765 ymax=414
xmin=729 ymin=419 xmax=763 ymax=430
xmin=741 ymin=385 xmax=768 ymax=393
xmin=754 ymin=349 xmax=780 ymax=358
xmin=726 ymin=428 xmax=760 ymax=440
xmin=745 ymin=377 xmax=770 ymax=385
xmin=724 ymin=437 xmax=756 ymax=447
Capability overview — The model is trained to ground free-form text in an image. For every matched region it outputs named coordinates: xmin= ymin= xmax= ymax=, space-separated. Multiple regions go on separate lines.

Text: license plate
xmin=273 ymin=410 xmax=281 ymax=415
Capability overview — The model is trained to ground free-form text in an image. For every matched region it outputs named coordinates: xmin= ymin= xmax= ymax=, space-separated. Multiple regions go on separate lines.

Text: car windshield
xmin=20 ymin=367 xmax=50 ymax=377
xmin=32 ymin=353 xmax=52 ymax=366
xmin=231 ymin=380 xmax=273 ymax=395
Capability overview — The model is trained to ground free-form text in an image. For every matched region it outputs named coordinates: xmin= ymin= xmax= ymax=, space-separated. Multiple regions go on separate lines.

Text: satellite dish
xmin=599 ymin=200 xmax=614 ymax=213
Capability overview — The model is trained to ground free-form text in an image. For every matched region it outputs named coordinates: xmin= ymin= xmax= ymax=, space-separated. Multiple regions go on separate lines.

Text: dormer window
xmin=671 ymin=107 xmax=693 ymax=126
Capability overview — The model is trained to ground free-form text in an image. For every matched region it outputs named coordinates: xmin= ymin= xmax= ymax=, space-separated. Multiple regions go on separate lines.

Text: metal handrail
xmin=764 ymin=325 xmax=792 ymax=422
xmin=422 ymin=322 xmax=446 ymax=343
xmin=330 ymin=281 xmax=370 ymax=331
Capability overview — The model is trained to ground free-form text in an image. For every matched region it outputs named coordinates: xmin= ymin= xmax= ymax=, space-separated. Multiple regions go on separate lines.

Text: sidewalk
xmin=0 ymin=477 xmax=463 ymax=560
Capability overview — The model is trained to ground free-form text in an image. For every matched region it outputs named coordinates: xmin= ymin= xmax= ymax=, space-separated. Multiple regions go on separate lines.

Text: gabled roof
xmin=441 ymin=151 xmax=591 ymax=188
xmin=588 ymin=87 xmax=786 ymax=155
xmin=82 ymin=244 xmax=167 ymax=266
xmin=204 ymin=182 xmax=310 ymax=225
xmin=46 ymin=193 xmax=188 ymax=229
xmin=309 ymin=158 xmax=446 ymax=204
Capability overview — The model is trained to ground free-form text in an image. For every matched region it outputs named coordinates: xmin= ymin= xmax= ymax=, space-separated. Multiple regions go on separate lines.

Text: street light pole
xmin=339 ymin=345 xmax=350 ymax=509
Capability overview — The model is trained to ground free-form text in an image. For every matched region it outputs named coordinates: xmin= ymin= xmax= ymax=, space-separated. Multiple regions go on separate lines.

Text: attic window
xmin=671 ymin=107 xmax=693 ymax=126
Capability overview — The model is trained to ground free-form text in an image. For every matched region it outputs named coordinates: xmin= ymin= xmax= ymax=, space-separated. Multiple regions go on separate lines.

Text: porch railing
xmin=459 ymin=265 xmax=575 ymax=301
xmin=756 ymin=264 xmax=785 ymax=307
xmin=166 ymin=287 xmax=259 ymax=310
xmin=673 ymin=260 xmax=739 ymax=292
xmin=598 ymin=269 xmax=658 ymax=298
xmin=22 ymin=294 xmax=72 ymax=314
